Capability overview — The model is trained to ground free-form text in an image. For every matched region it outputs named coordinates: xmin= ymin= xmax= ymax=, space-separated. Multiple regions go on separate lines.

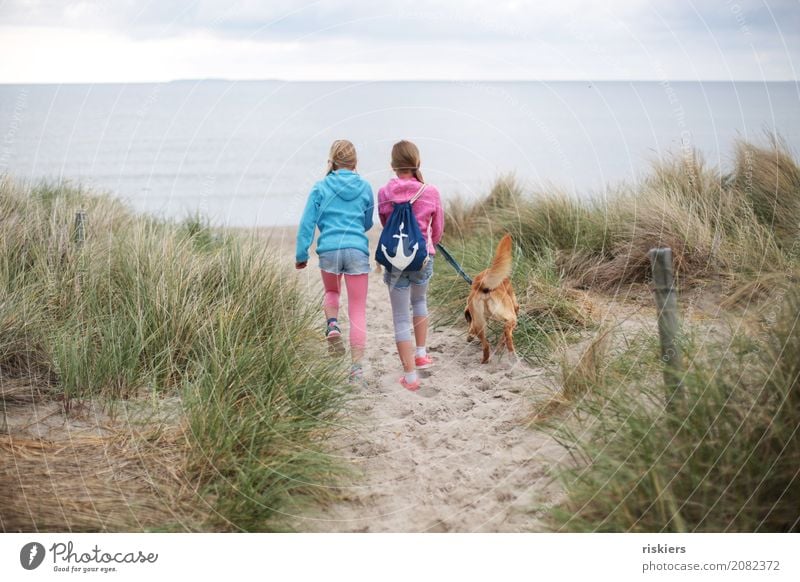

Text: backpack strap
xmin=409 ymin=183 xmax=427 ymax=204
xmin=410 ymin=183 xmax=431 ymax=252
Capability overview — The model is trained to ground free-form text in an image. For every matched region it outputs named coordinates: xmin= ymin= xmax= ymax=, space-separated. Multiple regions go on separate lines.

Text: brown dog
xmin=464 ymin=234 xmax=519 ymax=363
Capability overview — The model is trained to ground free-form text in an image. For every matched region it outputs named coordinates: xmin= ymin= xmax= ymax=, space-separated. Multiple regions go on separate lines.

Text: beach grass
xmin=433 ymin=136 xmax=800 ymax=532
xmin=434 ymin=136 xmax=798 ymax=356
xmin=0 ymin=178 xmax=348 ymax=531
xmin=447 ymin=137 xmax=796 ymax=290
xmin=548 ymin=288 xmax=800 ymax=532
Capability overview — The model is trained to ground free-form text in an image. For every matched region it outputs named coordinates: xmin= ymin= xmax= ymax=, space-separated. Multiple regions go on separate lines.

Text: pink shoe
xmin=415 ymin=354 xmax=434 ymax=369
xmin=399 ymin=375 xmax=420 ymax=392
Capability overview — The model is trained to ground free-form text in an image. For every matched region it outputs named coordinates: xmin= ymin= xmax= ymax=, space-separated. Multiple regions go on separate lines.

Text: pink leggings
xmin=321 ymin=271 xmax=368 ymax=349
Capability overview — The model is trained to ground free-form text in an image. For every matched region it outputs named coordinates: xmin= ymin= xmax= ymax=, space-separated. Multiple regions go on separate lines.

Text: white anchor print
xmin=381 ymin=221 xmax=419 ymax=271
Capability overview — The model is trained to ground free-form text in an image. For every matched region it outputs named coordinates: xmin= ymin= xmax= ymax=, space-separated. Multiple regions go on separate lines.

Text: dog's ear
xmin=464 ymin=308 xmax=472 ymax=324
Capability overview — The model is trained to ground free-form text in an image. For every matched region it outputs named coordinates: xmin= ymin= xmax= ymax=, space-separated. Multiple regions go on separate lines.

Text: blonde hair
xmin=326 ymin=139 xmax=357 ymax=175
xmin=391 ymin=140 xmax=424 ymax=183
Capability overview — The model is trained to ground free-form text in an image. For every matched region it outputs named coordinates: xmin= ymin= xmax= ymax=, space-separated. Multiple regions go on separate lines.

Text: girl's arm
xmin=430 ymin=187 xmax=445 ymax=246
xmin=296 ymin=186 xmax=320 ymax=263
xmin=363 ymin=184 xmax=375 ymax=232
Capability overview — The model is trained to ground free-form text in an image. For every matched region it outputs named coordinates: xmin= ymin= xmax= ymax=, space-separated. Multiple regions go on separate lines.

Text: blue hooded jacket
xmin=296 ymin=169 xmax=374 ymax=263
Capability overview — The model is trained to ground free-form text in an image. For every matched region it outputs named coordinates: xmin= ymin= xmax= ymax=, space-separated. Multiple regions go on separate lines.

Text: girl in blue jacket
xmin=296 ymin=140 xmax=374 ymax=382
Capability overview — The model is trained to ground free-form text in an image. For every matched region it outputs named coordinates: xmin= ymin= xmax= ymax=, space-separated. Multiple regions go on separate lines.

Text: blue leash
xmin=436 ymin=243 xmax=473 ymax=285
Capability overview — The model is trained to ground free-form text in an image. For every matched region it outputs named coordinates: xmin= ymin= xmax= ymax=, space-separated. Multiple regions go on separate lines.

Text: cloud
xmin=0 ymin=1 xmax=661 ymax=41
xmin=0 ymin=0 xmax=797 ymax=81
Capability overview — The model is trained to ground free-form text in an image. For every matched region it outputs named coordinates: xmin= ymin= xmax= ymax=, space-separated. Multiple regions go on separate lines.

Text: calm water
xmin=0 ymin=81 xmax=798 ymax=226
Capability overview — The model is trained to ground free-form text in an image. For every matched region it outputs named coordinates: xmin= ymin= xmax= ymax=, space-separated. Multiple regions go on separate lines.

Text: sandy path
xmin=291 ymin=257 xmax=569 ymax=532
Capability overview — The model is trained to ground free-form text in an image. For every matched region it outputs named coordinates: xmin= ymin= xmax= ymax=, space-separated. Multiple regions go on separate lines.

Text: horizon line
xmin=0 ymin=78 xmax=798 ymax=86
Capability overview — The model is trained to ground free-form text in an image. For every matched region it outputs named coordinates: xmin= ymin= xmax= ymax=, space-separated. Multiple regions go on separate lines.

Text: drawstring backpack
xmin=376 ymin=183 xmax=428 ymax=273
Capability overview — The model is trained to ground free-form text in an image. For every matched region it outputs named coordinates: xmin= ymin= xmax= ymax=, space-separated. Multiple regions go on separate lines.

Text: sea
xmin=0 ymin=80 xmax=798 ymax=227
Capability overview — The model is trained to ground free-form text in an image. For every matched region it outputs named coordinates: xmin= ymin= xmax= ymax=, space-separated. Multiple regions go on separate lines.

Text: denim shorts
xmin=383 ymin=256 xmax=434 ymax=289
xmin=318 ymin=248 xmax=371 ymax=275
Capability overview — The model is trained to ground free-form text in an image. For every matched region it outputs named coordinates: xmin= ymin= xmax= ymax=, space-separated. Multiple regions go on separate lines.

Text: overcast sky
xmin=1 ymin=0 xmax=798 ymax=82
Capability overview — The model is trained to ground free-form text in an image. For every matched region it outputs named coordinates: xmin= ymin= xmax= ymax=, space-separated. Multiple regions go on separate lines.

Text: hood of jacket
xmin=382 ymin=177 xmax=427 ymax=202
xmin=319 ymin=169 xmax=367 ymax=201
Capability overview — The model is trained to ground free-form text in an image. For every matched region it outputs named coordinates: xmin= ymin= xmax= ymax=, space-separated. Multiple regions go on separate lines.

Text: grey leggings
xmin=389 ymin=282 xmax=429 ymax=342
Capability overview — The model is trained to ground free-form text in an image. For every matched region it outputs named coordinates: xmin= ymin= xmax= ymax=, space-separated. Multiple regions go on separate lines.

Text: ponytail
xmin=391 ymin=140 xmax=424 ymax=183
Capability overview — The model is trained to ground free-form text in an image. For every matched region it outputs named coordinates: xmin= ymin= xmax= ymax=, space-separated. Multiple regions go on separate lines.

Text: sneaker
xmin=399 ymin=375 xmax=420 ymax=392
xmin=325 ymin=322 xmax=342 ymax=339
xmin=349 ymin=365 xmax=365 ymax=386
xmin=414 ymin=354 xmax=434 ymax=369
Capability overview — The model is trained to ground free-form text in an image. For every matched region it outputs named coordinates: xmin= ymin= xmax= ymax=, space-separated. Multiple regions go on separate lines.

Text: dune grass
xmin=549 ymin=289 xmax=800 ymax=532
xmin=437 ymin=138 xmax=800 ymax=532
xmin=731 ymin=135 xmax=800 ymax=251
xmin=446 ymin=137 xmax=796 ymax=292
xmin=0 ymin=429 xmax=203 ymax=532
xmin=0 ymin=178 xmax=348 ymax=531
xmin=434 ymin=136 xmax=798 ymax=361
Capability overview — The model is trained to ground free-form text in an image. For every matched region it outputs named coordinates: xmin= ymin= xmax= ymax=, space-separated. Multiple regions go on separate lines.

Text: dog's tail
xmin=482 ymin=234 xmax=513 ymax=290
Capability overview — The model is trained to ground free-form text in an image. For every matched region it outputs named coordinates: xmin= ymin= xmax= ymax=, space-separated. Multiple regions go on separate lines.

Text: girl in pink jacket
xmin=378 ymin=140 xmax=444 ymax=391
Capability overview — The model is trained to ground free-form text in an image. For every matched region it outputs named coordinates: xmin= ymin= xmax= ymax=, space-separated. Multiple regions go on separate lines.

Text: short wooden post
xmin=648 ymin=247 xmax=684 ymax=408
xmin=73 ymin=210 xmax=86 ymax=248
xmin=73 ymin=210 xmax=86 ymax=297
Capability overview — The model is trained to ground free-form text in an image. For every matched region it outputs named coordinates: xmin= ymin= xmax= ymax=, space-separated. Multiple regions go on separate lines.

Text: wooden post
xmin=73 ymin=210 xmax=86 ymax=297
xmin=648 ymin=247 xmax=684 ymax=408
xmin=73 ymin=210 xmax=86 ymax=248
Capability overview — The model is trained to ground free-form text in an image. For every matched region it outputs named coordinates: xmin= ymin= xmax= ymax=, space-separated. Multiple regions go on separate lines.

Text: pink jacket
xmin=378 ymin=177 xmax=444 ymax=255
